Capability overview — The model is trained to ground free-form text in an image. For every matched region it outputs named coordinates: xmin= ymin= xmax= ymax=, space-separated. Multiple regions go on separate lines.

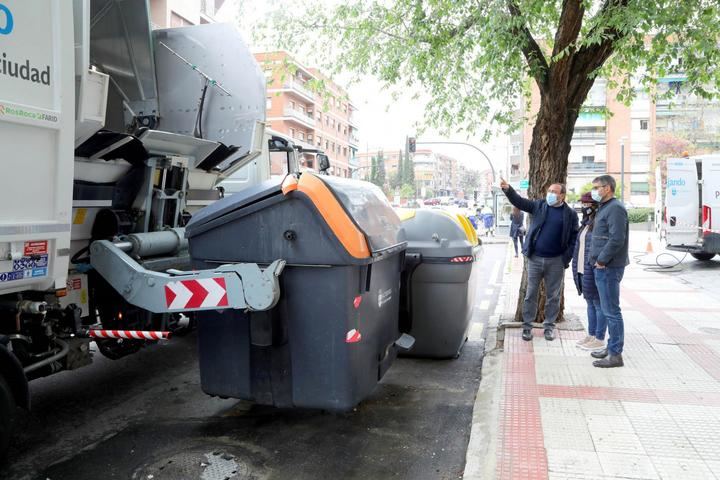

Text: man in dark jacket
xmin=588 ymin=175 xmax=629 ymax=368
xmin=500 ymin=178 xmax=579 ymax=341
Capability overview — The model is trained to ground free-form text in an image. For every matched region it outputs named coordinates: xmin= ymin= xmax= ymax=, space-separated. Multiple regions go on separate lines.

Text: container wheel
xmin=690 ymin=252 xmax=715 ymax=261
xmin=0 ymin=374 xmax=16 ymax=461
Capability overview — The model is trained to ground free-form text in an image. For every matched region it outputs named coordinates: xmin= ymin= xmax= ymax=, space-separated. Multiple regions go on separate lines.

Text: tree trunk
xmin=514 ymin=94 xmax=579 ymax=324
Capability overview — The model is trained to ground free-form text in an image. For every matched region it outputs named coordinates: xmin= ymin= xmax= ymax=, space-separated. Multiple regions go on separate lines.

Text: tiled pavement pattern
xmin=495 ymin=234 xmax=720 ymax=480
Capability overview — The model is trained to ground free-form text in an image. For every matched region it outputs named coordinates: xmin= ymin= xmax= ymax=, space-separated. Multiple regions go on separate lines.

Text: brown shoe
xmin=593 ymin=354 xmax=624 ymax=368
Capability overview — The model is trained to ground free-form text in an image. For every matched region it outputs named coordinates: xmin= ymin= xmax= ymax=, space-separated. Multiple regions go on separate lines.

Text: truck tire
xmin=0 ymin=374 xmax=15 ymax=461
xmin=690 ymin=252 xmax=715 ymax=261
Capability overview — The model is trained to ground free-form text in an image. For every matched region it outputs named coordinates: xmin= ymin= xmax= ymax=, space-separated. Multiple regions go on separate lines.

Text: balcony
xmin=283 ymin=80 xmax=315 ymax=102
xmin=568 ymin=162 xmax=607 ymax=175
xmin=283 ymin=107 xmax=315 ymax=128
xmin=349 ymin=134 xmax=360 ymax=148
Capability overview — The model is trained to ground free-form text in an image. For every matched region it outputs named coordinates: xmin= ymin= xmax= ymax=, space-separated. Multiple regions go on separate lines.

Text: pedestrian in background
xmin=509 ymin=206 xmax=525 ymax=257
xmin=572 ymin=192 xmax=606 ymax=352
xmin=499 ymin=178 xmax=579 ymax=341
xmin=588 ymin=175 xmax=629 ymax=368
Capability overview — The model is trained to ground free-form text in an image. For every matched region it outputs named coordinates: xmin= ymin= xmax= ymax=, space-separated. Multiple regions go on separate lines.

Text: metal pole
xmin=621 ymin=142 xmax=625 ymax=202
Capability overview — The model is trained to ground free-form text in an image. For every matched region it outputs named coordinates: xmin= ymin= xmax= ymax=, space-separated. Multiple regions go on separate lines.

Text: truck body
xmin=0 ymin=0 xmax=280 ymax=456
xmin=661 ymin=154 xmax=720 ymax=260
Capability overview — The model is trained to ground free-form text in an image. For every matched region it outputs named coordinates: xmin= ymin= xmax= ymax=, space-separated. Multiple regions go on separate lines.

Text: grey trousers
xmin=522 ymin=255 xmax=564 ymax=330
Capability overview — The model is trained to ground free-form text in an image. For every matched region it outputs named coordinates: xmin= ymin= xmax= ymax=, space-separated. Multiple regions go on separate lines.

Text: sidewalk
xmin=466 ymin=231 xmax=720 ymax=480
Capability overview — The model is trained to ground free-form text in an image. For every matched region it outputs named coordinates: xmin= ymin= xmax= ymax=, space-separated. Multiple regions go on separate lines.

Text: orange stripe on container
xmin=297 ymin=173 xmax=371 ymax=259
xmin=282 ymin=175 xmax=299 ymax=195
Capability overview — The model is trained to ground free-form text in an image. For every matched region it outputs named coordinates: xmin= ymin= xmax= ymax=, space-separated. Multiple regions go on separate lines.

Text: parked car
xmin=456 ymin=199 xmax=469 ymax=208
xmin=424 ymin=198 xmax=440 ymax=206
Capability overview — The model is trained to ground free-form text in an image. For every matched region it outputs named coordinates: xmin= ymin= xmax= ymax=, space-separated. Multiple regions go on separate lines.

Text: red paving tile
xmin=537 ymin=384 xmax=720 ymax=405
xmin=497 ymin=332 xmax=548 ymax=480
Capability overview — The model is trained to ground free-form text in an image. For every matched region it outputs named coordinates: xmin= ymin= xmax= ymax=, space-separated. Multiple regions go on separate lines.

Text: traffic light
xmin=408 ymin=137 xmax=416 ymax=153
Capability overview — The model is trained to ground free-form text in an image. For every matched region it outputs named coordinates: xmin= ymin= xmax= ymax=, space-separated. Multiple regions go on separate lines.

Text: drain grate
xmin=135 ymin=448 xmax=250 ymax=480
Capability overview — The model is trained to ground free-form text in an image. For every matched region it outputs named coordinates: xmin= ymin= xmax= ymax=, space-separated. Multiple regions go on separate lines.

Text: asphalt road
xmin=3 ymin=243 xmax=508 ymax=480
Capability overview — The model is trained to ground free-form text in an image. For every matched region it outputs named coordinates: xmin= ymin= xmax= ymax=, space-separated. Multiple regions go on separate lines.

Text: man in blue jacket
xmin=500 ymin=178 xmax=579 ymax=341
xmin=588 ymin=175 xmax=629 ymax=368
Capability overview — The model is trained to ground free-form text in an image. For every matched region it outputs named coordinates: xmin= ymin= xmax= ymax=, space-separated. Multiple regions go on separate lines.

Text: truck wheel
xmin=0 ymin=375 xmax=16 ymax=461
xmin=690 ymin=252 xmax=715 ymax=261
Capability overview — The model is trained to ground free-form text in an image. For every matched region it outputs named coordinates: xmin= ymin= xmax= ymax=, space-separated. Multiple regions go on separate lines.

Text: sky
xmin=216 ymin=0 xmax=511 ymax=176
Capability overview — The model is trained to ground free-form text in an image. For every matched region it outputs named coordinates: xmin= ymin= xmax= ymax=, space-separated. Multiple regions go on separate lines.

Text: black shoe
xmin=591 ymin=348 xmax=608 ymax=359
xmin=544 ymin=329 xmax=555 ymax=341
xmin=593 ymin=354 xmax=624 ymax=368
xmin=522 ymin=330 xmax=532 ymax=341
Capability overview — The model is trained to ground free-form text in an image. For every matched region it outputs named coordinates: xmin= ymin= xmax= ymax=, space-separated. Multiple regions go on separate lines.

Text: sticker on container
xmin=13 ymin=254 xmax=48 ymax=271
xmin=24 ymin=241 xmax=48 ymax=256
xmin=377 ymin=288 xmax=392 ymax=308
xmin=0 ymin=271 xmax=25 ymax=282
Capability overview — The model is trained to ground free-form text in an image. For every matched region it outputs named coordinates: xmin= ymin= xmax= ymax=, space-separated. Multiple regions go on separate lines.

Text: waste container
xmin=398 ymin=209 xmax=481 ymax=358
xmin=185 ymin=172 xmax=410 ymax=411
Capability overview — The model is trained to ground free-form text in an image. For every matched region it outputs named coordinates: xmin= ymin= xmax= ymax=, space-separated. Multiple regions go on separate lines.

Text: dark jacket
xmin=589 ymin=198 xmax=630 ymax=268
xmin=572 ymin=220 xmax=599 ymax=300
xmin=503 ymin=185 xmax=579 ymax=267
xmin=509 ymin=211 xmax=525 ymax=238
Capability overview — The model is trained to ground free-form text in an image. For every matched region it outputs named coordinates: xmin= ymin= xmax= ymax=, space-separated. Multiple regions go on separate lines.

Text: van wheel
xmin=0 ymin=375 xmax=16 ymax=461
xmin=690 ymin=252 xmax=715 ymax=261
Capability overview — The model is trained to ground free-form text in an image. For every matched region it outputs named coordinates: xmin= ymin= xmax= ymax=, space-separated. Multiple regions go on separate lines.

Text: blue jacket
xmin=503 ymin=185 xmax=579 ymax=267
xmin=589 ymin=198 xmax=630 ymax=268
xmin=572 ymin=221 xmax=599 ymax=300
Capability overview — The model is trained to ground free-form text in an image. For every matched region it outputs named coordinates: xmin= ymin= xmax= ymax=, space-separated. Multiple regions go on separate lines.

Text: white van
xmin=661 ymin=155 xmax=720 ymax=260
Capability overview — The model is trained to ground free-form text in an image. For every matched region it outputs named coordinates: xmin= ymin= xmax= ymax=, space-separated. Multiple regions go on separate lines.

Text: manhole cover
xmin=135 ymin=448 xmax=251 ymax=480
xmin=699 ymin=327 xmax=720 ymax=335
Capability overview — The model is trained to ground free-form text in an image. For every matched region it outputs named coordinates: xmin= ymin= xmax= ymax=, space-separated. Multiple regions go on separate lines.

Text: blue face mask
xmin=546 ymin=192 xmax=558 ymax=206
xmin=591 ymin=189 xmax=602 ymax=202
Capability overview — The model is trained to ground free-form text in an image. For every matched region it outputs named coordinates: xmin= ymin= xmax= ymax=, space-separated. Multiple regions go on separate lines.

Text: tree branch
xmin=552 ymin=0 xmax=584 ymax=58
xmin=507 ymin=0 xmax=550 ymax=94
xmin=568 ymin=0 xmax=630 ymax=105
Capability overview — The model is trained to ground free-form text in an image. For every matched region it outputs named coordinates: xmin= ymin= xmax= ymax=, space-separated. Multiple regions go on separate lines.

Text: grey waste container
xmin=399 ymin=209 xmax=481 ymax=358
xmin=185 ymin=172 xmax=411 ymax=411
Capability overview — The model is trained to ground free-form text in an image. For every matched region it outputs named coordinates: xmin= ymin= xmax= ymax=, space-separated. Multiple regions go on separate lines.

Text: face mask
xmin=591 ymin=189 xmax=602 ymax=202
xmin=546 ymin=192 xmax=558 ymax=206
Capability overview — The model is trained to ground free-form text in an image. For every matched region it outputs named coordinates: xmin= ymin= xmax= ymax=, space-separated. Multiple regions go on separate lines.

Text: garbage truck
xmin=0 ymin=0 xmax=288 ymax=457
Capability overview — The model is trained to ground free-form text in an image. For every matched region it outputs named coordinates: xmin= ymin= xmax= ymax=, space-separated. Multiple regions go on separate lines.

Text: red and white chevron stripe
xmin=164 ymin=277 xmax=229 ymax=310
xmin=345 ymin=329 xmax=362 ymax=343
xmin=89 ymin=329 xmax=170 ymax=340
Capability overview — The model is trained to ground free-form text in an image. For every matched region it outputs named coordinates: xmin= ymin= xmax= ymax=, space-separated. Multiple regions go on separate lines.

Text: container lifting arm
xmin=89 ymin=240 xmax=285 ymax=313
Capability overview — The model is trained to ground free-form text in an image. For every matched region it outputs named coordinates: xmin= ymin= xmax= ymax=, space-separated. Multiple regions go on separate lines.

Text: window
xmin=631 ymin=182 xmax=649 ymax=194
xmin=299 ymin=132 xmax=305 ymax=141
xmin=266 ymin=97 xmax=272 ymax=109
xmin=639 ymin=119 xmax=648 ymax=130
xmin=325 ymin=117 xmax=329 ymax=126
xmin=325 ymin=140 xmax=329 ymax=149
xmin=581 ymin=156 xmax=595 ymax=163
xmin=511 ymin=143 xmax=521 ymax=156
xmin=307 ymin=134 xmax=313 ymax=142
xmin=290 ymin=128 xmax=296 ymax=138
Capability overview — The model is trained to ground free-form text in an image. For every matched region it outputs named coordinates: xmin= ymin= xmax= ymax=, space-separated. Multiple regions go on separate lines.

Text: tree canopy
xmin=262 ymin=0 xmax=720 ymax=139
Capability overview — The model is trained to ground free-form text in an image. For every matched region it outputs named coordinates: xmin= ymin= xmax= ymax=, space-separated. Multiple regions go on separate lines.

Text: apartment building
xmin=149 ymin=0 xmax=225 ymax=28
xmin=517 ymin=75 xmax=720 ymax=206
xmin=256 ymin=51 xmax=359 ymax=178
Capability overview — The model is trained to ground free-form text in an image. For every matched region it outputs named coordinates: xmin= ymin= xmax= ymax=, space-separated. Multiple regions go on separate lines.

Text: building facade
xmin=518 ymin=75 xmax=720 ymax=207
xmin=149 ymin=0 xmax=225 ymax=28
xmin=256 ymin=51 xmax=359 ymax=178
